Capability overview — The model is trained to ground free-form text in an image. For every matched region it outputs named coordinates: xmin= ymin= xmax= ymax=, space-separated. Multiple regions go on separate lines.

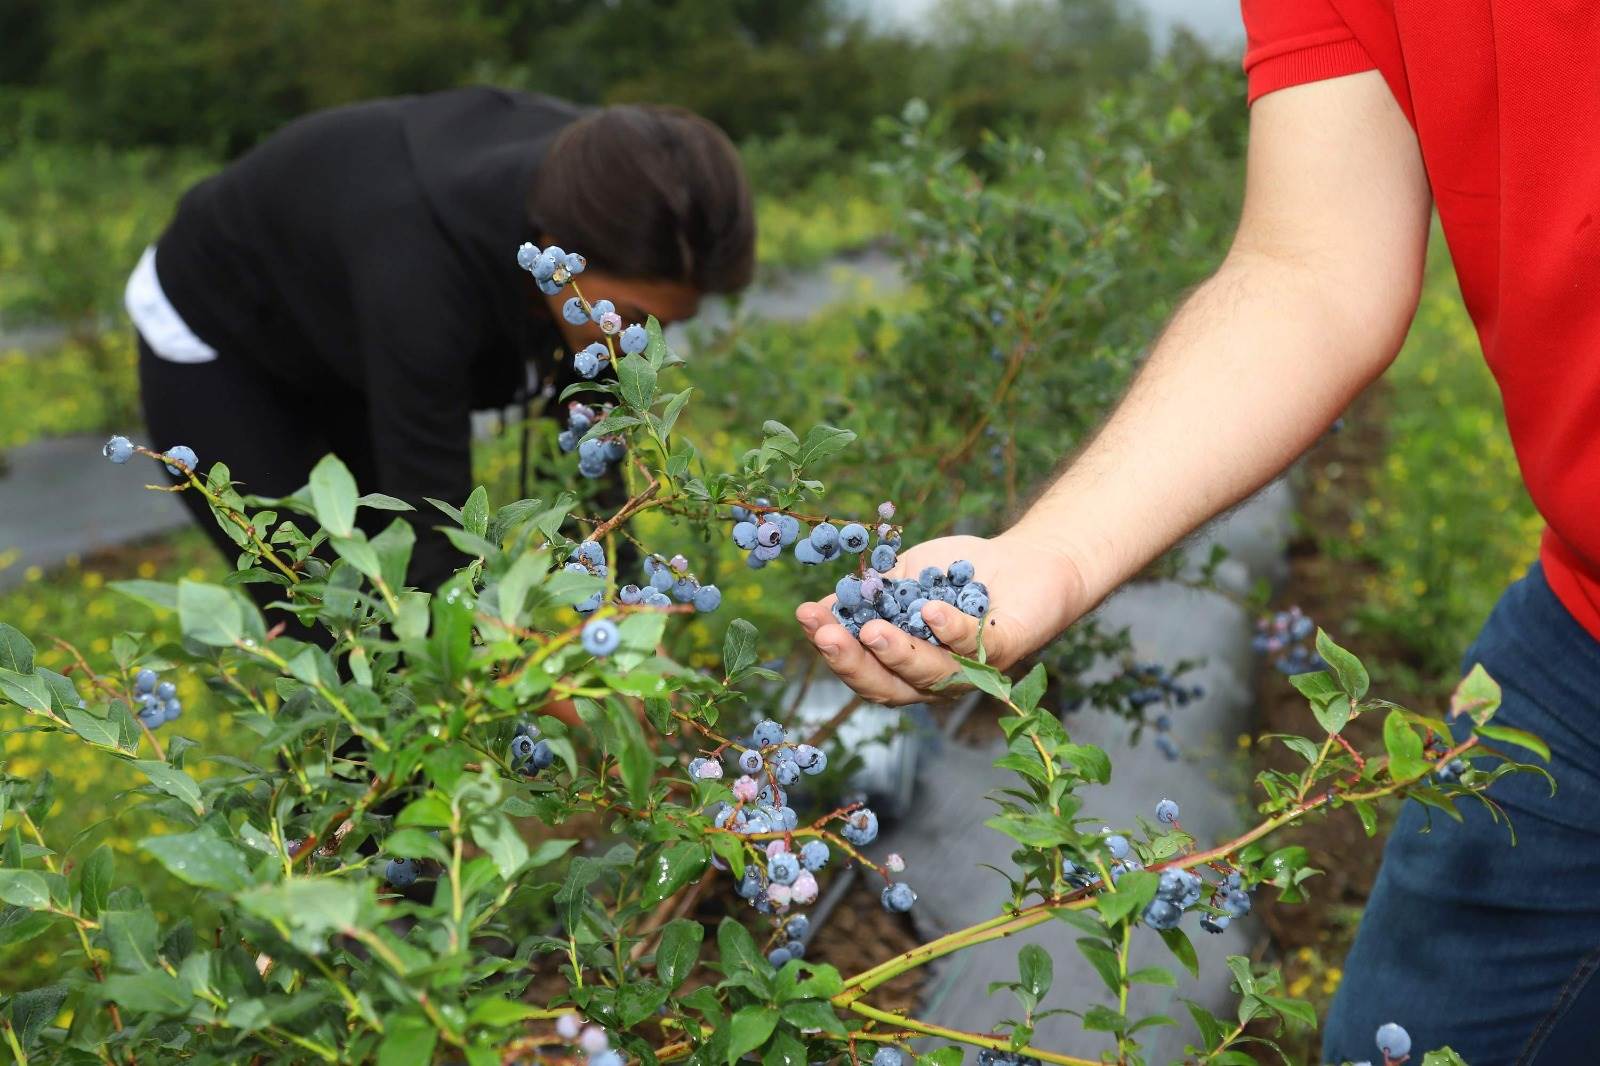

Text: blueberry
xmin=384 ymin=858 xmax=419 ymax=888
xmin=917 ymin=566 xmax=943 ymax=590
xmin=581 ymin=618 xmax=620 ymax=657
xmin=1375 ymin=1023 xmax=1411 ymax=1059
xmin=589 ymin=299 xmax=615 ymax=323
xmin=516 ymin=243 xmax=541 ymax=271
xmin=538 ymin=277 xmax=563 ymax=296
xmin=880 ymin=882 xmax=916 ymax=912
xmin=873 ymin=1049 xmax=905 ymax=1066
xmin=137 ymin=708 xmax=163 ymax=729
xmin=531 ymin=250 xmax=559 ymax=282
xmin=1155 ymin=798 xmax=1180 ymax=825
xmin=134 ymin=668 xmax=158 ymax=694
xmin=870 ymin=544 xmax=897 ymax=572
xmin=768 ymin=853 xmax=800 ymax=885
xmin=162 ymin=445 xmax=198 ymax=477
xmin=842 ymin=809 xmax=879 ymax=846
xmin=1105 ymin=834 xmax=1131 ymax=861
xmin=562 ymin=296 xmax=589 ymax=325
xmin=809 ymin=523 xmax=840 ymax=552
xmin=836 ymin=575 xmax=863 ymax=608
xmin=102 ymin=435 xmax=135 ymax=464
xmin=784 ymin=938 xmax=806 ymax=958
xmin=767 ymin=947 xmax=792 ymax=968
xmin=947 ymin=560 xmax=975 ymax=586
xmin=800 ymin=840 xmax=829 ymax=871
xmin=557 ymin=429 xmax=578 ymax=453
xmin=643 ymin=590 xmax=672 ymax=607
xmin=511 ymin=734 xmax=537 ymax=764
xmin=797 ymin=746 xmax=827 ymax=775
xmin=602 ymin=438 xmax=626 ymax=462
xmin=649 ymin=569 xmax=674 ymax=593
xmin=751 ymin=720 xmax=785 ymax=748
xmin=563 ymin=252 xmax=587 ymax=276
xmin=670 ymin=576 xmax=699 ymax=603
xmin=785 ymin=914 xmax=811 ymax=939
xmin=732 ymin=522 xmax=758 ymax=550
xmin=1199 ymin=914 xmax=1230 ymax=934
xmin=839 ymin=523 xmax=869 ymax=553
xmin=619 ymin=584 xmax=643 ymax=605
xmin=752 ymin=543 xmax=782 ymax=562
xmin=956 ymin=585 xmax=989 ymax=617
xmin=620 ymin=324 xmax=648 ymax=355
xmin=775 ymin=514 xmax=800 ymax=546
xmin=739 ymin=749 xmax=764 ymax=774
xmin=736 ymin=866 xmax=766 ymax=900
xmin=877 ymin=501 xmax=896 ymax=521
xmin=1220 ymin=888 xmax=1252 ymax=918
xmin=590 ymin=1052 xmax=624 ymax=1066
xmin=1141 ymin=898 xmax=1182 ymax=930
xmin=692 ymin=585 xmax=722 ymax=612
xmin=775 ymin=760 xmax=800 ymax=786
xmin=755 ymin=521 xmax=783 ymax=549
xmin=574 ymin=344 xmax=604 ymax=379
xmin=892 ymin=580 xmax=920 ymax=609
xmin=1155 ymin=735 xmax=1181 ymax=761
xmin=163 ymin=698 xmax=181 ymax=719
xmin=793 ymin=540 xmax=823 ymax=565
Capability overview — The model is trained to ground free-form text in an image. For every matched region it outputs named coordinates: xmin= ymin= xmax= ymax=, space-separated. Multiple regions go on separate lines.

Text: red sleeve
xmin=1241 ymin=0 xmax=1379 ymax=104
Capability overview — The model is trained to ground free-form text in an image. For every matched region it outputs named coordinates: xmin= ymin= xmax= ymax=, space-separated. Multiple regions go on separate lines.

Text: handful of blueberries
xmin=831 ymin=559 xmax=990 ymax=644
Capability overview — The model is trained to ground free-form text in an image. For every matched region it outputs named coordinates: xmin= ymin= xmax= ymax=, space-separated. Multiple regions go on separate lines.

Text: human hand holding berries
xmin=795 ymin=531 xmax=1088 ymax=705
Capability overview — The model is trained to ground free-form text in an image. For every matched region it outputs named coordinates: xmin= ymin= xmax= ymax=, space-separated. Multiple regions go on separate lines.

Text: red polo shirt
xmin=1242 ymin=1 xmax=1600 ymax=642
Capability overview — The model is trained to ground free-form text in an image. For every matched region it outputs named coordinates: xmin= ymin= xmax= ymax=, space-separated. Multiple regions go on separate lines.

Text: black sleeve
xmin=351 ymin=254 xmax=482 ymax=591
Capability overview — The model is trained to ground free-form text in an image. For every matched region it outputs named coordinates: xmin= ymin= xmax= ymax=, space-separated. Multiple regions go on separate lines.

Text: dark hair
xmin=529 ymin=104 xmax=755 ymax=294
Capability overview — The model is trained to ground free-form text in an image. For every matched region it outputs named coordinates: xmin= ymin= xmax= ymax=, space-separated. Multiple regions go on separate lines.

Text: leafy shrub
xmin=0 ymin=274 xmax=1544 ymax=1062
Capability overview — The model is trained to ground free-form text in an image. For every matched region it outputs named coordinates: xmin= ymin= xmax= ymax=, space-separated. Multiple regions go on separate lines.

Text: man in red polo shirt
xmin=798 ymin=2 xmax=1600 ymax=1060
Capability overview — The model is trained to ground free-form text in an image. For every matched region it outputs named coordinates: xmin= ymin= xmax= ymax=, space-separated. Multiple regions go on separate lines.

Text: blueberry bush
xmin=0 ymin=242 xmax=1552 ymax=1065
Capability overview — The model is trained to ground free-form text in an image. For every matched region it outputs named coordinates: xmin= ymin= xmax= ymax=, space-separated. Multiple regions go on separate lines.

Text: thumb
xmin=924 ymin=602 xmax=1031 ymax=667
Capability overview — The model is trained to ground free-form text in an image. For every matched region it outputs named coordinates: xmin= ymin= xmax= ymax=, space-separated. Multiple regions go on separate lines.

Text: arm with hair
xmin=796 ymin=72 xmax=1433 ymax=705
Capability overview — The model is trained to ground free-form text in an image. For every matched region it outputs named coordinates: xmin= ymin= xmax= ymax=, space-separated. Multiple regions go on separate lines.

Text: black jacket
xmin=154 ymin=87 xmax=582 ymax=583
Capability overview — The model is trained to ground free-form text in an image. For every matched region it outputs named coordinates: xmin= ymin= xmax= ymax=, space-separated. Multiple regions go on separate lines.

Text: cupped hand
xmin=794 ymin=531 xmax=1089 ymax=706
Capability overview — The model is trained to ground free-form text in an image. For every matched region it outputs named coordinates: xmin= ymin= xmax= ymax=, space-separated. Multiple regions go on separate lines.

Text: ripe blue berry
xmin=563 ymin=252 xmax=587 ymax=275
xmin=620 ymin=324 xmax=648 ymax=355
xmin=1155 ymin=798 xmax=1180 ymax=824
xmin=516 ymin=243 xmax=540 ymax=271
xmin=581 ymin=618 xmax=620 ymax=657
xmin=947 ymin=560 xmax=975 ymax=586
xmin=1375 ymin=1023 xmax=1411 ymax=1059
xmin=588 ymin=299 xmax=615 ymax=323
xmin=1141 ymin=898 xmax=1182 ymax=930
xmin=102 ymin=435 xmax=135 ymax=464
xmin=839 ymin=524 xmax=869 ymax=553
xmin=873 ymin=1048 xmax=905 ymax=1066
xmin=163 ymin=698 xmax=182 ymax=719
xmin=797 ymin=745 xmax=827 ymax=775
xmin=1220 ymin=888 xmax=1252 ymax=918
xmin=562 ymin=297 xmax=589 ymax=325
xmin=785 ymin=914 xmax=810 ymax=939
xmin=809 ymin=523 xmax=839 ymax=551
xmin=767 ymin=947 xmax=792 ymax=968
xmin=755 ymin=521 xmax=782 ymax=549
xmin=134 ymin=668 xmax=158 ymax=694
xmin=768 ymin=852 xmax=800 ymax=885
xmin=800 ymin=840 xmax=829 ymax=870
xmin=842 ymin=809 xmax=879 ymax=846
xmin=692 ymin=585 xmax=722 ymax=612
xmin=752 ymin=720 xmax=784 ymax=748
xmin=870 ymin=544 xmax=897 ymax=572
xmin=590 ymin=1052 xmax=624 ymax=1066
xmin=957 ymin=585 xmax=989 ymax=617
xmin=1199 ymin=914 xmax=1230 ymax=934
xmin=775 ymin=514 xmax=800 ymax=546
xmin=1105 ymin=834 xmax=1131 ymax=861
xmin=881 ymin=882 xmax=916 ymax=912
xmin=162 ymin=445 xmax=198 ymax=476
xmin=384 ymin=858 xmax=419 ymax=888
xmin=574 ymin=342 xmax=606 ymax=379
xmin=836 ymin=575 xmax=863 ymax=608
xmin=738 ymin=749 xmax=764 ymax=774
xmin=671 ymin=577 xmax=699 ymax=603
xmin=511 ymin=734 xmax=537 ymax=764
xmin=731 ymin=522 xmax=758 ymax=550
xmin=793 ymin=540 xmax=823 ymax=565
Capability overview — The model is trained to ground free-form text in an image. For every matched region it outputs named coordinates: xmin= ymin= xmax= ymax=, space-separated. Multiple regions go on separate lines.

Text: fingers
xmin=795 ymin=596 xmax=837 ymax=637
xmin=805 ymin=620 xmax=926 ymax=706
xmin=921 ymin=602 xmax=980 ymax=656
xmin=856 ymin=619 xmax=964 ymax=696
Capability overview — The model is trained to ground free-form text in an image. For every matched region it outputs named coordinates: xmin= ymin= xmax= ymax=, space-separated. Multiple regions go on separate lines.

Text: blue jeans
xmin=1322 ymin=563 xmax=1600 ymax=1065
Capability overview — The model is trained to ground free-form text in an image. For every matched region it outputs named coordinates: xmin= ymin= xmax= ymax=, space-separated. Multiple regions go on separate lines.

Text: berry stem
xmin=839 ymin=999 xmax=1100 ymax=1066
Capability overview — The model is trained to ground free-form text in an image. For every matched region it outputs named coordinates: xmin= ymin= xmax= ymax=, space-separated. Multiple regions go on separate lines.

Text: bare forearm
xmin=1010 ymin=250 xmax=1410 ymax=606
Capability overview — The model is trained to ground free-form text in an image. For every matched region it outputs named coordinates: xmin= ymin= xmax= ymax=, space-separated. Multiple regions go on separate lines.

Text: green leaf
xmin=101 ymin=908 xmax=159 ymax=971
xmin=384 ymin=828 xmax=451 ymax=864
xmin=954 ymin=658 xmax=1011 ymax=701
xmin=655 ymin=919 xmax=704 ymax=990
xmin=1076 ymin=938 xmax=1122 ymax=994
xmin=726 ymin=1004 xmax=779 ymax=1064
xmin=762 ymin=1029 xmax=807 ymax=1066
xmin=378 ymin=1013 xmax=438 ymax=1066
xmin=65 ymin=705 xmax=120 ymax=749
xmin=468 ymin=999 xmax=548 ymax=1027
xmin=660 ymin=388 xmax=694 ymax=439
xmin=0 ymin=623 xmax=35 ymax=674
xmin=356 ymin=492 xmax=413 ymax=512
xmin=77 ymin=845 xmax=113 ymax=918
xmin=1018 ymin=943 xmax=1052 ymax=999
xmin=717 ymin=917 xmax=766 ymax=976
xmin=1097 ymin=870 xmax=1158 ymax=924
xmin=1013 ymin=664 xmax=1048 ymax=712
xmin=1256 ymin=993 xmax=1317 ymax=1028
xmin=0 ymin=870 xmax=50 ymax=910
xmin=462 ymin=486 xmax=490 ymax=538
xmin=1450 ymin=663 xmax=1501 ymax=725
xmin=100 ymin=971 xmax=193 ymax=1014
xmin=617 ymin=353 xmax=658 ymax=412
xmin=1476 ymin=723 xmax=1551 ymax=762
xmin=177 ymin=580 xmax=246 ymax=647
xmin=1314 ymin=629 xmax=1369 ymax=700
xmin=782 ymin=999 xmax=847 ymax=1035
xmin=1382 ymin=710 xmax=1429 ymax=783
xmin=470 ymin=811 xmax=530 ymax=881
xmin=0 ymin=669 xmax=51 ymax=713
xmin=1421 ymin=1050 xmax=1470 ymax=1066
xmin=796 ymin=424 xmax=856 ymax=468
xmin=641 ymin=842 xmax=708 ymax=907
xmin=10 ymin=982 xmax=68 ymax=1046
xmin=1160 ymin=927 xmax=1200 ymax=977
xmin=309 ymin=454 xmax=358 ymax=538
xmin=723 ymin=618 xmax=758 ymax=678
xmin=1127 ymin=965 xmax=1177 ymax=987
xmin=108 ymin=579 xmax=180 ymax=612
xmin=237 ymin=879 xmax=368 ymax=940
xmin=133 ymin=760 xmax=205 ymax=815
xmin=140 ymin=829 xmax=251 ymax=892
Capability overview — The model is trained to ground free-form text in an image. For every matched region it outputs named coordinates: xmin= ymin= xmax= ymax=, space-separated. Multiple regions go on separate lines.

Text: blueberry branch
xmin=840 ymin=999 xmax=1099 ymax=1066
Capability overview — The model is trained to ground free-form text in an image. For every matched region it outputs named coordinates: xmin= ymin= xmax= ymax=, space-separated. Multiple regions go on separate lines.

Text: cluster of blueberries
xmin=563 ymin=541 xmax=722 ymax=641
xmin=103 ymin=435 xmax=199 ymax=478
xmin=764 ymin=913 xmax=812 ymax=969
xmin=976 ymin=1052 xmax=1042 ymax=1066
xmin=516 ymin=242 xmax=586 ymax=296
xmin=1061 ymin=800 xmax=1252 ymax=935
xmin=554 ymin=1013 xmax=626 ymax=1066
xmin=1426 ymin=735 xmax=1468 ymax=784
xmin=728 ymin=500 xmax=901 ymax=574
xmin=130 ymin=667 xmax=182 ymax=730
xmin=696 ymin=717 xmax=914 ymax=948
xmin=830 ymin=559 xmax=991 ymax=644
xmin=561 ymin=306 xmax=652 ymax=380
xmin=510 ymin=719 xmax=556 ymax=776
xmin=1252 ymin=606 xmax=1327 ymax=676
xmin=558 ymin=402 xmax=627 ymax=480
xmin=1112 ymin=661 xmax=1203 ymax=763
